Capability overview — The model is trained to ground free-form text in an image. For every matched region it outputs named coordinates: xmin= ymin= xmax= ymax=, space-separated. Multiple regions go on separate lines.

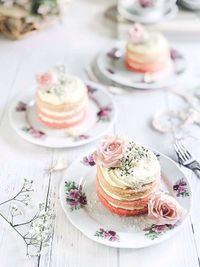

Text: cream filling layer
xmin=38 ymin=109 xmax=84 ymax=124
xmin=99 ymin=180 xmax=154 ymax=201
xmin=37 ymin=98 xmax=87 ymax=117
xmin=107 ymin=200 xmax=146 ymax=211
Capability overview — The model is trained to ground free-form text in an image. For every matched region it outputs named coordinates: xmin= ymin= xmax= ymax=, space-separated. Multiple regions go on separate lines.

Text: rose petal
xmin=148 ymin=192 xmax=186 ymax=225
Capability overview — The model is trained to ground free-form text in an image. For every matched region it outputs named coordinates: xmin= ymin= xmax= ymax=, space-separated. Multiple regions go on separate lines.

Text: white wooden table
xmin=0 ymin=1 xmax=200 ymax=266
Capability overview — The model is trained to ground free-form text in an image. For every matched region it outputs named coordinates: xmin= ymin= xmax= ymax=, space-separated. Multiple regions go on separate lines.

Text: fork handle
xmin=186 ymin=161 xmax=200 ymax=171
xmin=193 ymin=169 xmax=200 ymax=179
xmin=186 ymin=162 xmax=200 ymax=179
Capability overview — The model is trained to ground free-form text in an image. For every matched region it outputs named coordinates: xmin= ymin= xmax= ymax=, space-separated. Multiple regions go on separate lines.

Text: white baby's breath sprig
xmin=0 ymin=179 xmax=33 ymax=207
xmin=120 ymin=141 xmax=150 ymax=177
xmin=28 ymin=203 xmax=55 ymax=248
xmin=11 ymin=205 xmax=23 ymax=217
xmin=0 ymin=179 xmax=55 ymax=257
xmin=23 ymin=203 xmax=55 ymax=254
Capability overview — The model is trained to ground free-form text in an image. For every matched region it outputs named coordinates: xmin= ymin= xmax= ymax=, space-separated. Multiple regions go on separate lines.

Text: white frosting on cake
xmin=37 ymin=75 xmax=87 ymax=105
xmin=127 ymin=32 xmax=169 ymax=55
xmin=100 ymin=143 xmax=161 ymax=190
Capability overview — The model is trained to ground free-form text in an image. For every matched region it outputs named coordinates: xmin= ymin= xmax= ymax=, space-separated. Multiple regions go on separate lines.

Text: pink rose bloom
xmin=36 ymin=71 xmax=57 ymax=88
xmin=129 ymin=23 xmax=145 ymax=44
xmin=93 ymin=136 xmax=128 ymax=168
xmin=148 ymin=192 xmax=186 ymax=225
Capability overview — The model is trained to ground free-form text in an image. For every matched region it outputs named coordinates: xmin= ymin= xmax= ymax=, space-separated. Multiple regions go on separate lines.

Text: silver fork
xmin=174 ymin=140 xmax=200 ymax=179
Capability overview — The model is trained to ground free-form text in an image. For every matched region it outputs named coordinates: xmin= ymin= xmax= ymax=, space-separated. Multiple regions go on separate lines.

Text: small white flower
xmin=38 ymin=4 xmax=51 ymax=15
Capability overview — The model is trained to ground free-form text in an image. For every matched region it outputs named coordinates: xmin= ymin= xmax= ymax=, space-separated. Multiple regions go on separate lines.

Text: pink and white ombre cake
xmin=35 ymin=66 xmax=88 ymax=129
xmin=125 ymin=23 xmax=170 ymax=73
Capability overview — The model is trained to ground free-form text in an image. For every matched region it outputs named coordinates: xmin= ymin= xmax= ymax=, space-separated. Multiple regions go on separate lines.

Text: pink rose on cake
xmin=148 ymin=192 xmax=186 ymax=225
xmin=128 ymin=23 xmax=147 ymax=44
xmin=36 ymin=71 xmax=57 ymax=88
xmin=93 ymin=136 xmax=128 ymax=168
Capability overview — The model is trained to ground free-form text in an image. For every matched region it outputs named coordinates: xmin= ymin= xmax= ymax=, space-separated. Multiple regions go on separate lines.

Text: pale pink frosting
xmin=128 ymin=23 xmax=146 ymax=44
xmin=36 ymin=71 xmax=57 ymax=88
xmin=93 ymin=136 xmax=128 ymax=168
xmin=148 ymin=192 xmax=186 ymax=225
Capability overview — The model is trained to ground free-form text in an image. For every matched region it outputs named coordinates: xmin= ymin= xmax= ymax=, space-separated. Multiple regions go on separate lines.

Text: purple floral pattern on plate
xmin=106 ymin=68 xmax=115 ymax=74
xmin=170 ymin=49 xmax=183 ymax=61
xmin=144 ymin=224 xmax=175 ymax=240
xmin=82 ymin=153 xmax=96 ymax=166
xmin=97 ymin=106 xmax=112 ymax=122
xmin=173 ymin=178 xmax=189 ymax=197
xmin=22 ymin=126 xmax=46 ymax=139
xmin=16 ymin=101 xmax=27 ymax=112
xmin=65 ymin=181 xmax=87 ymax=211
xmin=94 ymin=228 xmax=120 ymax=242
xmin=107 ymin=48 xmax=122 ymax=60
xmin=74 ymin=134 xmax=90 ymax=142
xmin=170 ymin=49 xmax=185 ymax=75
xmin=86 ymin=84 xmax=97 ymax=94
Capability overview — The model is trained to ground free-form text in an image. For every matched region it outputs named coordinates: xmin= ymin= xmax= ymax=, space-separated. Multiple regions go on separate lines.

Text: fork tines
xmin=174 ymin=140 xmax=192 ymax=163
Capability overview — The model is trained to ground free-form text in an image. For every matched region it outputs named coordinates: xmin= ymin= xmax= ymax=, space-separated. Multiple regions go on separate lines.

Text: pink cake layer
xmin=97 ymin=188 xmax=148 ymax=216
xmin=96 ymin=177 xmax=158 ymax=210
xmin=36 ymin=106 xmax=85 ymax=121
xmin=38 ymin=110 xmax=86 ymax=128
xmin=125 ymin=47 xmax=170 ymax=73
xmin=124 ymin=56 xmax=167 ymax=73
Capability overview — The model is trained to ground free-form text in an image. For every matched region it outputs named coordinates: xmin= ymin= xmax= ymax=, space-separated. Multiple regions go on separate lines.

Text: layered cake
xmin=125 ymin=23 xmax=170 ymax=73
xmin=94 ymin=136 xmax=161 ymax=216
xmin=36 ymin=66 xmax=88 ymax=128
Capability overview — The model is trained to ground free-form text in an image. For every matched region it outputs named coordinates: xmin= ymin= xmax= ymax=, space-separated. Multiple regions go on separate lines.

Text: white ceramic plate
xmin=9 ymin=82 xmax=117 ymax=148
xmin=94 ymin=43 xmax=186 ymax=90
xmin=118 ymin=3 xmax=178 ymax=24
xmin=60 ymin=150 xmax=191 ymax=248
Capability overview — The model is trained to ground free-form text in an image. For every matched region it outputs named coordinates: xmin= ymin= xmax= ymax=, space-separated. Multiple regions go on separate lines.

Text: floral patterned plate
xmin=9 ymin=82 xmax=117 ymax=148
xmin=93 ymin=42 xmax=186 ymax=90
xmin=59 ymin=150 xmax=191 ymax=248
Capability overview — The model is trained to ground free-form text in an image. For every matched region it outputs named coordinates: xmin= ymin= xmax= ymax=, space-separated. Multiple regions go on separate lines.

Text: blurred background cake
xmin=94 ymin=136 xmax=161 ymax=216
xmin=125 ymin=23 xmax=170 ymax=73
xmin=36 ymin=66 xmax=88 ymax=129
